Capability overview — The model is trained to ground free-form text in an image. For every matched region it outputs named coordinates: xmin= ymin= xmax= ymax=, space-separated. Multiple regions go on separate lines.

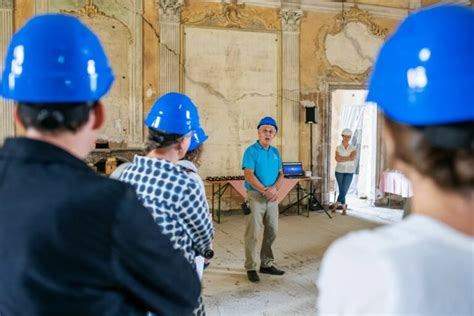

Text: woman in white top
xmin=332 ymin=128 xmax=356 ymax=215
xmin=317 ymin=5 xmax=474 ymax=315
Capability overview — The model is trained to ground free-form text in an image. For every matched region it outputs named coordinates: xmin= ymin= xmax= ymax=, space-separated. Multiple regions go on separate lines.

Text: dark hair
xmin=183 ymin=144 xmax=203 ymax=167
xmin=384 ymin=117 xmax=474 ymax=193
xmin=17 ymin=102 xmax=97 ymax=133
xmin=145 ymin=127 xmax=186 ymax=152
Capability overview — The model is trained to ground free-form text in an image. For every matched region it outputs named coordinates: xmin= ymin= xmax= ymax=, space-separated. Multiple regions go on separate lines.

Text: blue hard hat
xmin=145 ymin=92 xmax=199 ymax=135
xmin=257 ymin=116 xmax=278 ymax=132
xmin=189 ymin=100 xmax=201 ymax=130
xmin=1 ymin=14 xmax=114 ymax=103
xmin=188 ymin=126 xmax=208 ymax=152
xmin=366 ymin=5 xmax=474 ymax=126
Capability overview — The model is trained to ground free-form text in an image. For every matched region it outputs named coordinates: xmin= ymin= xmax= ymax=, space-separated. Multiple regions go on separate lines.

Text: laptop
xmin=282 ymin=162 xmax=305 ymax=178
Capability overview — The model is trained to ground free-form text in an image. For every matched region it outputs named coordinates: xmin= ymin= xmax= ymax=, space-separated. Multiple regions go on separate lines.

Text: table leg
xmin=296 ymin=183 xmax=301 ymax=215
xmin=306 ymin=181 xmax=310 ymax=218
xmin=211 ymin=183 xmax=216 ymax=222
xmin=217 ymin=183 xmax=222 ymax=224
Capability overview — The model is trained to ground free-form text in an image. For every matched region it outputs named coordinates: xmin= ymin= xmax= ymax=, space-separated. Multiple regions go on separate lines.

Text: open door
xmin=329 ymin=88 xmax=378 ymax=205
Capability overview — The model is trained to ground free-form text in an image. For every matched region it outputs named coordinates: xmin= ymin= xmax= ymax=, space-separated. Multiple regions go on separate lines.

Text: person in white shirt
xmin=332 ymin=128 xmax=356 ymax=215
xmin=317 ymin=4 xmax=474 ymax=315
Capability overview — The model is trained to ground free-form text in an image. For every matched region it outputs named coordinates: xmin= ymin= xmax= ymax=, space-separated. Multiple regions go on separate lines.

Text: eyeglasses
xmin=259 ymin=128 xmax=276 ymax=135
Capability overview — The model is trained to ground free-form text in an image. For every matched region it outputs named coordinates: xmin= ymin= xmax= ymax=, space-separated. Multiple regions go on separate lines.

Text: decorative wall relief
xmin=315 ymin=6 xmax=388 ymax=82
xmin=182 ymin=2 xmax=280 ymax=31
xmin=0 ymin=1 xmax=12 ymax=8
xmin=35 ymin=0 xmax=143 ymax=147
xmin=157 ymin=0 xmax=182 ymax=23
xmin=158 ymin=0 xmax=182 ymax=95
xmin=61 ymin=0 xmax=132 ymax=42
xmin=280 ymin=8 xmax=303 ymax=162
xmin=280 ymin=8 xmax=303 ymax=32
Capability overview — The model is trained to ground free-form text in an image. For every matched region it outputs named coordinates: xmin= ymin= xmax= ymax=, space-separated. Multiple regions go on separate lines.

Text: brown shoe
xmin=331 ymin=202 xmax=339 ymax=213
xmin=342 ymin=204 xmax=347 ymax=215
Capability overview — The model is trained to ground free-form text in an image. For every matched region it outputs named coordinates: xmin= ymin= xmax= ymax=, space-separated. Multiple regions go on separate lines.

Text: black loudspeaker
xmin=305 ymin=106 xmax=318 ymax=124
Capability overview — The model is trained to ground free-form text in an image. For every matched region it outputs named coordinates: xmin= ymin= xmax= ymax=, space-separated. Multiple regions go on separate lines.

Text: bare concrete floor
xmin=202 ymin=211 xmax=379 ymax=315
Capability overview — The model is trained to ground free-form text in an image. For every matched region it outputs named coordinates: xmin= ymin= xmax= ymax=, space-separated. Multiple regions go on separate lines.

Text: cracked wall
xmin=325 ymin=22 xmax=384 ymax=74
xmin=12 ymin=0 xmax=147 ymax=148
xmin=9 ymin=1 xmax=432 ymax=209
xmin=299 ymin=10 xmax=399 ymax=199
xmin=183 ymin=26 xmax=280 ymax=179
xmin=143 ymin=0 xmax=160 ymax=117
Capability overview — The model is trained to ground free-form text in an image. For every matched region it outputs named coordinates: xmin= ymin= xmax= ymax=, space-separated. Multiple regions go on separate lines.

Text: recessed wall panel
xmin=184 ymin=26 xmax=280 ymax=178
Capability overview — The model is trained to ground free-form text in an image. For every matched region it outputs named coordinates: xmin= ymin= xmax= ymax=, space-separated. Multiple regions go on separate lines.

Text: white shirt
xmin=335 ymin=144 xmax=356 ymax=174
xmin=317 ymin=214 xmax=474 ymax=316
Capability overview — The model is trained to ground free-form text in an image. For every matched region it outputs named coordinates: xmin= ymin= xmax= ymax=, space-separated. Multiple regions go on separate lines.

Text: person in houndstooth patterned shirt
xmin=119 ymin=92 xmax=214 ymax=316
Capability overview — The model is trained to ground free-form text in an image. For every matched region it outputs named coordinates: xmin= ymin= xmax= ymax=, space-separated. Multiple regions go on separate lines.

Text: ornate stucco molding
xmin=279 ymin=8 xmax=303 ymax=32
xmin=328 ymin=5 xmax=388 ymax=39
xmin=60 ymin=0 xmax=133 ymax=44
xmin=182 ymin=3 xmax=280 ymax=31
xmin=157 ymin=0 xmax=183 ymax=23
xmin=314 ymin=5 xmax=388 ymax=82
xmin=61 ymin=0 xmax=106 ymax=18
xmin=58 ymin=0 xmax=143 ymax=146
xmin=0 ymin=0 xmax=12 ymax=9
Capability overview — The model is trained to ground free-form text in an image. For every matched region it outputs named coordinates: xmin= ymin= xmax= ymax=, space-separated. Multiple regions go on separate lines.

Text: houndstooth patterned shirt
xmin=119 ymin=155 xmax=214 ymax=264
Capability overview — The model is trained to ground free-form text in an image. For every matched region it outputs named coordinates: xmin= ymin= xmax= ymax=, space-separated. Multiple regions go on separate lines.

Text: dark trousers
xmin=335 ymin=172 xmax=354 ymax=204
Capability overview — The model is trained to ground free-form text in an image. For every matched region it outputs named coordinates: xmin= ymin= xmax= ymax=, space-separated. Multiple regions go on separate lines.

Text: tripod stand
xmin=305 ymin=120 xmax=332 ymax=218
xmin=280 ymin=117 xmax=332 ymax=218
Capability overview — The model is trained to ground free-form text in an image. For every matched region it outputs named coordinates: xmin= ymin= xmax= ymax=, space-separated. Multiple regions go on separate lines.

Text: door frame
xmin=322 ymin=83 xmax=383 ymax=205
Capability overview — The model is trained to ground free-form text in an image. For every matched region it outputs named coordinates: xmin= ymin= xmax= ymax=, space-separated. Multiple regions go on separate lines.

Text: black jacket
xmin=0 ymin=138 xmax=200 ymax=316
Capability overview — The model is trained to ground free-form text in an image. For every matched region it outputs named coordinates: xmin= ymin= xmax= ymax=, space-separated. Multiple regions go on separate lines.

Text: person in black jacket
xmin=0 ymin=14 xmax=200 ymax=316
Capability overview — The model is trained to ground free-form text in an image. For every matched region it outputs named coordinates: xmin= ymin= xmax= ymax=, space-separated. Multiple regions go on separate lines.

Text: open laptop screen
xmin=282 ymin=162 xmax=304 ymax=178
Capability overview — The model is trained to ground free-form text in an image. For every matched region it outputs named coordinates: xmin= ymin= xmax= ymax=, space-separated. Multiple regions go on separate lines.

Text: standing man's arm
xmin=244 ymin=168 xmax=267 ymax=193
xmin=266 ymin=148 xmax=284 ymax=202
xmin=243 ymin=148 xmax=267 ymax=193
xmin=266 ymin=170 xmax=284 ymax=202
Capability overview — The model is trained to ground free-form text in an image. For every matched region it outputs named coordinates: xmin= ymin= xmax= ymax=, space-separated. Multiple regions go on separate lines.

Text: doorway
xmin=329 ymin=88 xmax=378 ymax=205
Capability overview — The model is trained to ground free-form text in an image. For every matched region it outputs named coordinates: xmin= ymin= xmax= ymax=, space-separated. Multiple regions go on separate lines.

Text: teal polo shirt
xmin=242 ymin=141 xmax=282 ymax=191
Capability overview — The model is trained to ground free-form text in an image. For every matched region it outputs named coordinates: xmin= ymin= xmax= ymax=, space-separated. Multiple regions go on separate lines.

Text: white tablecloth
xmin=379 ymin=171 xmax=413 ymax=198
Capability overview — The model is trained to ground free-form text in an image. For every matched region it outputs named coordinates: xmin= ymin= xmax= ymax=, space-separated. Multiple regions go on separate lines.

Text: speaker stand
xmin=308 ymin=120 xmax=332 ymax=219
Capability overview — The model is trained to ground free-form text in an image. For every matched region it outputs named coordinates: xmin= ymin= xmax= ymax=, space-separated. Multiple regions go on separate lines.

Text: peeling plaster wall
xmin=183 ymin=27 xmax=280 ymax=178
xmin=12 ymin=0 xmax=33 ymax=136
xmin=299 ymin=10 xmax=399 ymax=201
xmin=8 ymin=1 xmax=407 ymax=209
xmin=13 ymin=0 xmax=33 ymax=30
xmin=143 ymin=0 xmax=160 ymax=117
xmin=10 ymin=0 xmax=145 ymax=149
xmin=179 ymin=1 xmax=284 ymax=211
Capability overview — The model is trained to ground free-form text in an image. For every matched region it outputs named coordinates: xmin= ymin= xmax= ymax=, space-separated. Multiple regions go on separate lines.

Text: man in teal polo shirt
xmin=242 ymin=116 xmax=285 ymax=283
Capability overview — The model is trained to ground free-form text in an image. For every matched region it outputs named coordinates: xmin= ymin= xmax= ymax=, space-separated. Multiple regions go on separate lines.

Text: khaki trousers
xmin=244 ymin=191 xmax=279 ymax=271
